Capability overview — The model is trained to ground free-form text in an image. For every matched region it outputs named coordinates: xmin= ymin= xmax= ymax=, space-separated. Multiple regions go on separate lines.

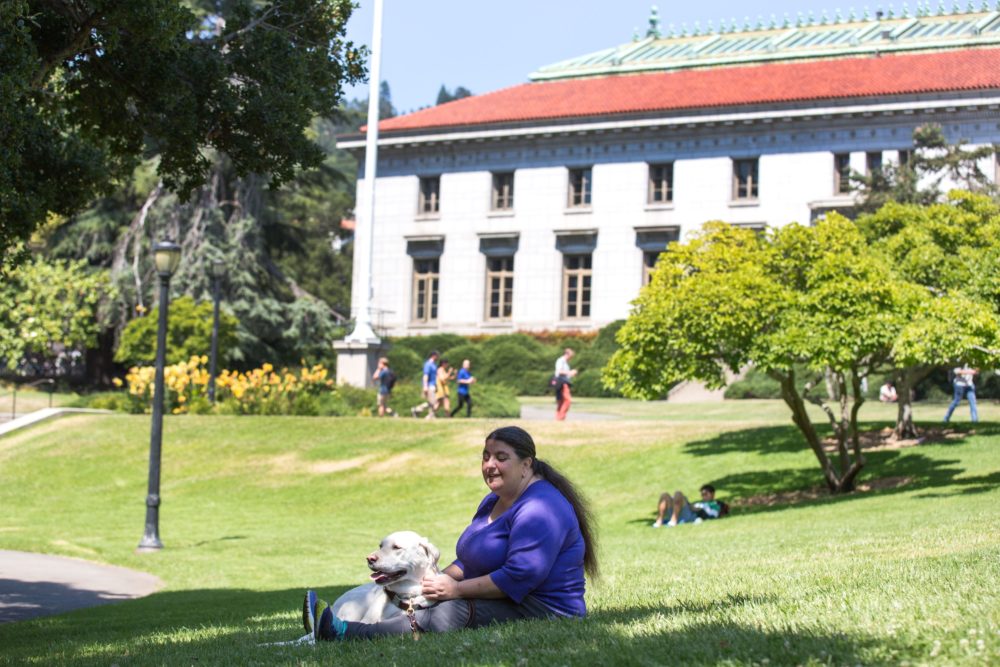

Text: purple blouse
xmin=452 ymin=480 xmax=586 ymax=617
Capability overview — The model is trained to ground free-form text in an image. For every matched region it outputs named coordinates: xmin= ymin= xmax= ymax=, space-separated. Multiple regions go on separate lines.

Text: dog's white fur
xmin=331 ymin=530 xmax=441 ymax=623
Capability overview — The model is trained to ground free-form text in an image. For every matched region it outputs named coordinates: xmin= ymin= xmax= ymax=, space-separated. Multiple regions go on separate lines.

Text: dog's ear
xmin=420 ymin=537 xmax=440 ymax=569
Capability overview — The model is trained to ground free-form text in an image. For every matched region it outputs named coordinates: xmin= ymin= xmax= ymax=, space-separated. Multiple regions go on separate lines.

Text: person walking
xmin=554 ymin=348 xmax=577 ymax=421
xmin=943 ymin=365 xmax=979 ymax=423
xmin=372 ymin=357 xmax=397 ymax=417
xmin=451 ymin=359 xmax=476 ymax=417
xmin=411 ymin=351 xmax=440 ymax=419
xmin=436 ymin=359 xmax=454 ymax=417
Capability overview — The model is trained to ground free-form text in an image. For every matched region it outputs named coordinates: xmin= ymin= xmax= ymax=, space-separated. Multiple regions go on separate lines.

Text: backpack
xmin=549 ymin=375 xmax=561 ymax=392
xmin=383 ymin=369 xmax=397 ymax=391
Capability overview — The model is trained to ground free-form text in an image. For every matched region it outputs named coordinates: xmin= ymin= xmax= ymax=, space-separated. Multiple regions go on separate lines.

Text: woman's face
xmin=482 ymin=439 xmax=531 ymax=496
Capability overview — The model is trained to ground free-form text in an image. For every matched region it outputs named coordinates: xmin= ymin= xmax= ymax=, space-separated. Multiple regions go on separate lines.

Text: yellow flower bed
xmin=119 ymin=356 xmax=334 ymax=415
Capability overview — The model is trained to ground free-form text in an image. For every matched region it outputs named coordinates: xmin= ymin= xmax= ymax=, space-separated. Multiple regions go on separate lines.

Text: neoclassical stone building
xmin=339 ymin=4 xmax=1000 ymax=336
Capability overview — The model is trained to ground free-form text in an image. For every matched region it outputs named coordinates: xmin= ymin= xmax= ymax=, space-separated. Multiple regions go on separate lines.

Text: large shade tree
xmin=604 ymin=218 xmax=921 ymax=493
xmin=1 ymin=0 xmax=365 ymax=261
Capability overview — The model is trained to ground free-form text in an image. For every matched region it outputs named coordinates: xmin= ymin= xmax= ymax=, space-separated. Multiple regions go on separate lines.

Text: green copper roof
xmin=530 ymin=3 xmax=1000 ymax=81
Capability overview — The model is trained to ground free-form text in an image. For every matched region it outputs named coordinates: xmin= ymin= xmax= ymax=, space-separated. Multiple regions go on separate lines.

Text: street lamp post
xmin=207 ymin=259 xmax=224 ymax=403
xmin=138 ymin=240 xmax=181 ymax=552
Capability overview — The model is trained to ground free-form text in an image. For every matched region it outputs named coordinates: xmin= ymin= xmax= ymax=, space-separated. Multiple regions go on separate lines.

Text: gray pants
xmin=345 ymin=595 xmax=555 ymax=639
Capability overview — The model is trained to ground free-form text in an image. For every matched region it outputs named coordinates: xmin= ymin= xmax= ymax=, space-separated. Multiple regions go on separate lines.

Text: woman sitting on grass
xmin=303 ymin=425 xmax=598 ymax=640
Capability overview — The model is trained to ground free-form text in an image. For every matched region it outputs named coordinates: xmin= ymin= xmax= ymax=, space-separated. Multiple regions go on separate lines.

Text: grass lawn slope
xmin=0 ymin=403 xmax=997 ymax=665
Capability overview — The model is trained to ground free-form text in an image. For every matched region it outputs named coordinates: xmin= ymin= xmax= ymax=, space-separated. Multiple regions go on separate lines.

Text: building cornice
xmin=337 ymin=95 xmax=1000 ymax=152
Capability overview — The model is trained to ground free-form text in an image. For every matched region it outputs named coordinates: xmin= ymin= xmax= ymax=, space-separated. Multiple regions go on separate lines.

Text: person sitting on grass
xmin=652 ymin=484 xmax=728 ymax=528
xmin=302 ymin=425 xmax=598 ymax=641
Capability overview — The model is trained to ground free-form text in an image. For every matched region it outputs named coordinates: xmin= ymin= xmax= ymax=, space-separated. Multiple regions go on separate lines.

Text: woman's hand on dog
xmin=421 ymin=573 xmax=459 ymax=601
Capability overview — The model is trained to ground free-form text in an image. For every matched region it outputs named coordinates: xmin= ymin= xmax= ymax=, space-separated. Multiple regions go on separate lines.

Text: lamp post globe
xmin=207 ymin=259 xmax=225 ymax=403
xmin=138 ymin=240 xmax=181 ymax=552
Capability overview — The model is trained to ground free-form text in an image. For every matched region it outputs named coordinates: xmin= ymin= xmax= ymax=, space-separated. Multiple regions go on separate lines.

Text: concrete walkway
xmin=0 ymin=408 xmax=112 ymax=437
xmin=0 ymin=550 xmax=162 ymax=623
xmin=518 ymin=404 xmax=619 ymax=421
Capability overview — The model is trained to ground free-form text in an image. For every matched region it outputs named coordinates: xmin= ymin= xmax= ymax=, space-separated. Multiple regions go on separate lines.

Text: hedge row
xmin=74 ymin=381 xmax=522 ymax=418
xmin=383 ymin=322 xmax=624 ymax=398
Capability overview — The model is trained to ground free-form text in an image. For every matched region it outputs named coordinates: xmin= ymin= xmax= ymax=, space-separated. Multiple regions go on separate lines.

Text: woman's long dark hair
xmin=486 ymin=425 xmax=599 ymax=579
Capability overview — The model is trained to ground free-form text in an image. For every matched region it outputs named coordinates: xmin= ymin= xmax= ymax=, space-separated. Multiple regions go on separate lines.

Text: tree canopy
xmin=0 ymin=254 xmax=114 ymax=372
xmin=1 ymin=0 xmax=365 ymax=260
xmin=604 ymin=217 xmax=925 ymax=492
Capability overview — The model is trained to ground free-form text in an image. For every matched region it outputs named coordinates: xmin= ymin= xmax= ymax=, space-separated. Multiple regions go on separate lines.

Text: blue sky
xmin=342 ymin=0 xmax=900 ymax=113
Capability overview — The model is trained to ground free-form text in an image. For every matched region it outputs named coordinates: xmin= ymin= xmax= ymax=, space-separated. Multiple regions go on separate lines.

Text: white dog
xmin=331 ymin=530 xmax=441 ymax=623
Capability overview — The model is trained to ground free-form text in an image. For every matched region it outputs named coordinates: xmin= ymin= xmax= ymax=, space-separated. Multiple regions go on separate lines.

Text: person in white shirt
xmin=879 ymin=382 xmax=898 ymax=403
xmin=943 ymin=366 xmax=978 ymax=423
xmin=554 ymin=348 xmax=577 ymax=421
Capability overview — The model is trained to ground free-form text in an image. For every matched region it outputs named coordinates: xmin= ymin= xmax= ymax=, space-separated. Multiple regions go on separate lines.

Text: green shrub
xmin=439 ymin=343 xmax=483 ymax=369
xmin=468 ymin=382 xmax=521 ymax=418
xmin=479 ymin=342 xmax=548 ymax=395
xmin=386 ymin=347 xmax=422 ymax=383
xmin=724 ymin=367 xmax=783 ymax=399
xmin=70 ymin=391 xmax=137 ymax=413
xmin=382 ymin=322 xmax=624 ymax=398
xmin=115 ymin=296 xmax=239 ymax=367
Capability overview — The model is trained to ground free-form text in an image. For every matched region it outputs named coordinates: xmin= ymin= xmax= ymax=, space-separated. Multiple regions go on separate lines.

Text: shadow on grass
xmin=684 ymin=420 xmax=1000 ymax=458
xmin=670 ymin=422 xmax=1000 ymax=520
xmin=0 ymin=586 xmax=896 ymax=666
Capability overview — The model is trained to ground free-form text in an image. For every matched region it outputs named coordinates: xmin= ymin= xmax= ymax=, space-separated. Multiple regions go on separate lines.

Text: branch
xmin=31 ymin=8 xmax=102 ymax=89
xmin=262 ymin=255 xmax=347 ymax=323
xmin=218 ymin=4 xmax=280 ymax=44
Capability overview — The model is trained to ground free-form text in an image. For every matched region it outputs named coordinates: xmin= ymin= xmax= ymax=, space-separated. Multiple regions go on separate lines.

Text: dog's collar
xmin=384 ymin=589 xmax=433 ymax=611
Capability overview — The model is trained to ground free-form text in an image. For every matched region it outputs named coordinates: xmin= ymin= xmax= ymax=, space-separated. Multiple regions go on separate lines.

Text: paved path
xmin=518 ymin=404 xmax=619 ymax=421
xmin=0 ymin=550 xmax=162 ymax=623
xmin=0 ymin=408 xmax=112 ymax=437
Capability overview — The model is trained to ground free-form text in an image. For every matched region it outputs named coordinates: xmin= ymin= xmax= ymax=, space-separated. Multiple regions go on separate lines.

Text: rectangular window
xmin=485 ymin=256 xmax=514 ymax=320
xmin=732 ymin=158 xmax=759 ymax=200
xmin=562 ymin=254 xmax=592 ymax=319
xmin=834 ymin=153 xmax=852 ymax=194
xmin=898 ymin=150 xmax=911 ymax=167
xmin=412 ymin=258 xmax=439 ymax=323
xmin=648 ymin=163 xmax=674 ymax=203
xmin=418 ymin=176 xmax=440 ymax=215
xmin=567 ymin=167 xmax=592 ymax=208
xmin=642 ymin=251 xmax=660 ymax=285
xmin=491 ymin=172 xmax=514 ymax=211
xmin=866 ymin=151 xmax=883 ymax=175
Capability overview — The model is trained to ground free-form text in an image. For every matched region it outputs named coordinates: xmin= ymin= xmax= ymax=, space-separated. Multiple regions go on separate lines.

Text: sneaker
xmin=312 ymin=598 xmax=331 ymax=641
xmin=651 ymin=520 xmax=662 ymax=528
xmin=667 ymin=519 xmax=678 ymax=527
xmin=693 ymin=517 xmax=704 ymax=524
xmin=302 ymin=590 xmax=318 ymax=635
xmin=316 ymin=604 xmax=348 ymax=641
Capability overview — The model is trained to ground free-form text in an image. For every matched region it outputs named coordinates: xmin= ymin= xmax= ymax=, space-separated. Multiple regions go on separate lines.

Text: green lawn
xmin=0 ymin=405 xmax=997 ymax=665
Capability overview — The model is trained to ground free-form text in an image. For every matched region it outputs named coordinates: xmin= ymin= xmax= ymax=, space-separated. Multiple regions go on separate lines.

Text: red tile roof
xmin=376 ymin=48 xmax=1000 ymax=133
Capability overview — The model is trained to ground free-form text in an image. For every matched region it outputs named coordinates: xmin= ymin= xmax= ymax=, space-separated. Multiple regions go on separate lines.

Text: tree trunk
xmin=893 ymin=365 xmax=933 ymax=440
xmin=772 ymin=369 xmax=866 ymax=494
xmin=775 ymin=371 xmax=840 ymax=492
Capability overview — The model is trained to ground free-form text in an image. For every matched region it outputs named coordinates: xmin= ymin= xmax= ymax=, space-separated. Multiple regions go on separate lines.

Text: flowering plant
xmin=115 ymin=356 xmax=334 ymax=415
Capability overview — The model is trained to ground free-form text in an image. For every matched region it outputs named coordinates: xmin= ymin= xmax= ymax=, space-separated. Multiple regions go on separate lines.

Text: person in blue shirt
xmin=450 ymin=359 xmax=476 ymax=418
xmin=410 ymin=351 xmax=440 ymax=419
xmin=303 ymin=425 xmax=599 ymax=641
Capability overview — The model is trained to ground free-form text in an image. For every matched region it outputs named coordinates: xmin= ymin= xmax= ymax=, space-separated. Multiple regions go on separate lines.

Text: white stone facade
xmin=344 ymin=99 xmax=999 ymax=337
